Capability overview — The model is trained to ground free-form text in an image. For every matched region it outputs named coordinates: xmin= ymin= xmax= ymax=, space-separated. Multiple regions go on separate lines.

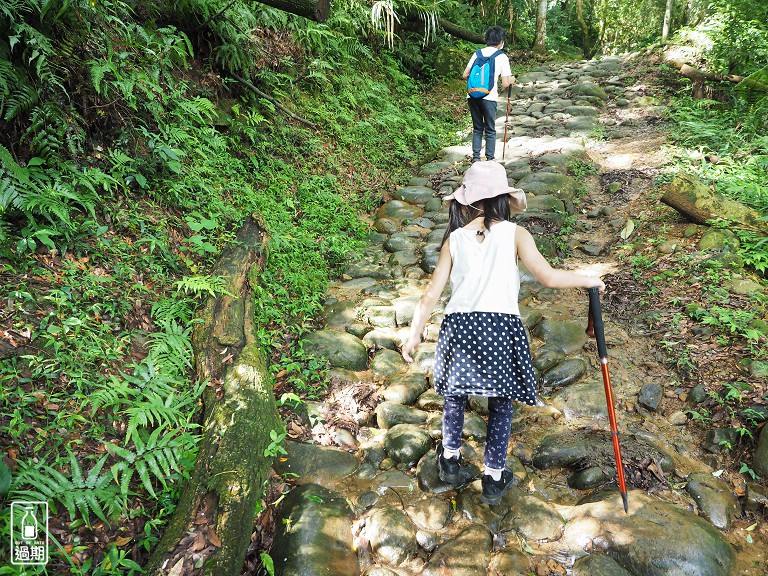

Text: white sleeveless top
xmin=444 ymin=220 xmax=520 ymax=315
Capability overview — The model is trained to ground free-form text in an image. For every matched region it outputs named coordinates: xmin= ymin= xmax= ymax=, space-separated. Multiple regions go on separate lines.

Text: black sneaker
xmin=480 ymin=469 xmax=515 ymax=505
xmin=436 ymin=443 xmax=460 ymax=485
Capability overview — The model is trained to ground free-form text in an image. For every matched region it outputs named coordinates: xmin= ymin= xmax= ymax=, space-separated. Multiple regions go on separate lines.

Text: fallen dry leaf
xmin=167 ymin=557 xmax=185 ymax=576
xmin=114 ymin=535 xmax=132 ymax=547
xmin=207 ymin=528 xmax=222 ymax=548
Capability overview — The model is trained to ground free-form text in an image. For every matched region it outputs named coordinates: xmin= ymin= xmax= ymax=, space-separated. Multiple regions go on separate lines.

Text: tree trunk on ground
xmin=438 ymin=18 xmax=485 ymax=44
xmin=663 ymin=55 xmax=744 ymax=99
xmin=255 ymin=0 xmax=330 ymax=22
xmin=660 ymin=173 xmax=768 ymax=233
xmin=534 ymin=0 xmax=548 ymax=53
xmin=662 ymin=0 xmax=673 ymax=43
xmin=145 ymin=217 xmax=283 ymax=576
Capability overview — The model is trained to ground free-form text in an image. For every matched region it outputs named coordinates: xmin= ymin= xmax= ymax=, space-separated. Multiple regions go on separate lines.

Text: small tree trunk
xmin=576 ymin=0 xmax=590 ymax=57
xmin=508 ymin=6 xmax=516 ymax=47
xmin=598 ymin=0 xmax=607 ymax=49
xmin=662 ymin=0 xmax=673 ymax=43
xmin=534 ymin=0 xmax=548 ymax=53
xmin=145 ymin=217 xmax=284 ymax=576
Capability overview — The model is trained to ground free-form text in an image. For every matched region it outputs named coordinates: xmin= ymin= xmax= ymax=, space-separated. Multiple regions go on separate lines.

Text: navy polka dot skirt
xmin=433 ymin=312 xmax=537 ymax=405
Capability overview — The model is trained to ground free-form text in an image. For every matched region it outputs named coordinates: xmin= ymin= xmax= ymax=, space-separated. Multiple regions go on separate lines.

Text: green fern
xmin=0 ymin=177 xmax=19 ymax=213
xmin=13 ymin=451 xmax=120 ymax=526
xmin=0 ymin=0 xmax=29 ymax=21
xmin=151 ymin=296 xmax=196 ymax=328
xmin=174 ymin=274 xmax=234 ymax=297
xmin=145 ymin=320 xmax=194 ymax=375
xmin=89 ymin=372 xmax=137 ymax=415
xmin=22 ymin=181 xmax=75 ymax=228
xmin=89 ymin=360 xmax=179 ymax=416
xmin=106 ymin=427 xmax=198 ymax=498
xmin=23 ymin=103 xmax=66 ymax=160
xmin=124 ymin=381 xmax=205 ymax=443
xmin=88 ymin=58 xmax=120 ymax=96
xmin=2 ymin=80 xmax=38 ymax=121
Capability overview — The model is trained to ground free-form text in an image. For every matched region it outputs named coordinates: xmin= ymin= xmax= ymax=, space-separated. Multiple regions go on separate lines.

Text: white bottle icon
xmin=21 ymin=507 xmax=38 ymax=540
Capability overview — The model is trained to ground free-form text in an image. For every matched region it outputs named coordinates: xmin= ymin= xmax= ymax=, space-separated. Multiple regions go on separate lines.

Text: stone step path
xmin=268 ymin=57 xmax=743 ymax=576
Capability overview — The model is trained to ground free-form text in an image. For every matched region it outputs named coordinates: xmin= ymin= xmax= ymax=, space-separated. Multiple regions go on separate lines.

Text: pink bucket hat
xmin=445 ymin=161 xmax=526 ymax=208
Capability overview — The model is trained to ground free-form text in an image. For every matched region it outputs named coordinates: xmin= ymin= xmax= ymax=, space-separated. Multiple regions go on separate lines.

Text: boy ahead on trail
xmin=463 ymin=26 xmax=514 ymax=163
xmin=401 ymin=161 xmax=605 ymax=505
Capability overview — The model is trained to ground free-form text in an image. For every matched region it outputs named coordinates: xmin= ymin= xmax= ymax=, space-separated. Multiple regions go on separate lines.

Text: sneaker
xmin=480 ymin=469 xmax=515 ymax=505
xmin=436 ymin=444 xmax=460 ymax=485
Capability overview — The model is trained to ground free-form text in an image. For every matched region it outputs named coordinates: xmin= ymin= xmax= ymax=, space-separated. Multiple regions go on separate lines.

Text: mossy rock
xmin=434 ymin=46 xmax=469 ymax=79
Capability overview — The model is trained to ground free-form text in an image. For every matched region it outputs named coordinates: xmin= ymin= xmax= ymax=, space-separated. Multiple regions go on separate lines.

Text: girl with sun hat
xmin=401 ymin=160 xmax=605 ymax=505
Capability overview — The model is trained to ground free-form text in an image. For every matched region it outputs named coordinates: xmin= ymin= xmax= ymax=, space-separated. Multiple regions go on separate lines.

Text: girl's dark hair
xmin=485 ymin=26 xmax=506 ymax=46
xmin=441 ymin=194 xmax=512 ymax=246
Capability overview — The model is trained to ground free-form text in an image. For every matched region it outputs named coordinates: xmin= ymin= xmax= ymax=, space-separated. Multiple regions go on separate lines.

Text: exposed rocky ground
xmin=252 ymin=55 xmax=768 ymax=576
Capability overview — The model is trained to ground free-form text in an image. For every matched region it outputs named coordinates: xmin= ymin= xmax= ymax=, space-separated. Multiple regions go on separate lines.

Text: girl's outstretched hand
xmin=587 ymin=277 xmax=606 ymax=292
xmin=401 ymin=334 xmax=421 ymax=363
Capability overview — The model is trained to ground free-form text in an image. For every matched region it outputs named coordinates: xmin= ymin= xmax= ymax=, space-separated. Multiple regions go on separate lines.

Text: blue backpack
xmin=467 ymin=49 xmax=503 ymax=98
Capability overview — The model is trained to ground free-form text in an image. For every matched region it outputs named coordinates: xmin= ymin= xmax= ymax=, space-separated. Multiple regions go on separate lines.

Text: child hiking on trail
xmin=401 ymin=161 xmax=605 ymax=505
xmin=463 ymin=26 xmax=514 ymax=163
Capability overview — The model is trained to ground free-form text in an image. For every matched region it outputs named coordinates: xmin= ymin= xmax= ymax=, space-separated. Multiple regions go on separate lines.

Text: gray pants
xmin=468 ymin=98 xmax=498 ymax=161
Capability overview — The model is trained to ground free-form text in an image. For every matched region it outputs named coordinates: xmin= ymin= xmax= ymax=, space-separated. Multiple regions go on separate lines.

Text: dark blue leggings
xmin=442 ymin=394 xmax=513 ymax=470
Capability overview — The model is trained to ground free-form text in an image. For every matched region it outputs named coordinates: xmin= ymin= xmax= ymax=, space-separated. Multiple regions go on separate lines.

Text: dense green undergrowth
xmin=0 ymin=1 xmax=460 ymax=572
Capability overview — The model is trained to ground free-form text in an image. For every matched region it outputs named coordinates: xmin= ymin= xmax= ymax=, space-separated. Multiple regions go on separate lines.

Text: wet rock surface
xmin=269 ymin=56 xmax=765 ymax=575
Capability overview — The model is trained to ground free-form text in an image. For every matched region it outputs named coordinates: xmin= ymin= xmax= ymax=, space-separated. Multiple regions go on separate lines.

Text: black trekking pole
xmin=586 ymin=287 xmax=629 ymax=513
xmin=502 ymin=84 xmax=512 ymax=159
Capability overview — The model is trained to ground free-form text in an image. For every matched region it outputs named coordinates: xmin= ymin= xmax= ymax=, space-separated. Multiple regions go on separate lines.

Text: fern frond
xmin=24 ymin=103 xmax=67 ymax=160
xmin=131 ymin=359 xmax=180 ymax=396
xmin=145 ymin=320 xmax=193 ymax=375
xmin=23 ymin=182 xmax=74 ymax=228
xmin=107 ymin=428 xmax=199 ymax=498
xmin=89 ymin=373 xmax=137 ymax=415
xmin=151 ymin=296 xmax=195 ymax=328
xmin=174 ymin=274 xmax=234 ymax=298
xmin=0 ymin=178 xmax=19 ymax=212
xmin=88 ymin=59 xmax=117 ymax=96
xmin=2 ymin=81 xmax=38 ymax=121
xmin=125 ymin=391 xmax=184 ymax=441
xmin=0 ymin=0 xmax=30 ymax=22
xmin=13 ymin=453 xmax=118 ymax=526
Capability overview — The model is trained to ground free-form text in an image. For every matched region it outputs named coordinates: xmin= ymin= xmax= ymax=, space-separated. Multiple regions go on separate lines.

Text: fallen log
xmin=146 ymin=216 xmax=284 ymax=576
xmin=256 ymin=0 xmax=330 ymax=22
xmin=660 ymin=172 xmax=768 ymax=234
xmin=663 ymin=54 xmax=743 ymax=100
xmin=438 ymin=18 xmax=485 ymax=44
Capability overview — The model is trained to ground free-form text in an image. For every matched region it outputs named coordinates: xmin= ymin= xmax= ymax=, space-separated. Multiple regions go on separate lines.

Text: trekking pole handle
xmin=586 ymin=287 xmax=608 ymax=358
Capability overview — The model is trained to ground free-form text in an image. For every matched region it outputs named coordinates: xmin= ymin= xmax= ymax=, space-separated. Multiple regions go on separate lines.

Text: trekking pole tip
xmin=621 ymin=491 xmax=629 ymax=514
